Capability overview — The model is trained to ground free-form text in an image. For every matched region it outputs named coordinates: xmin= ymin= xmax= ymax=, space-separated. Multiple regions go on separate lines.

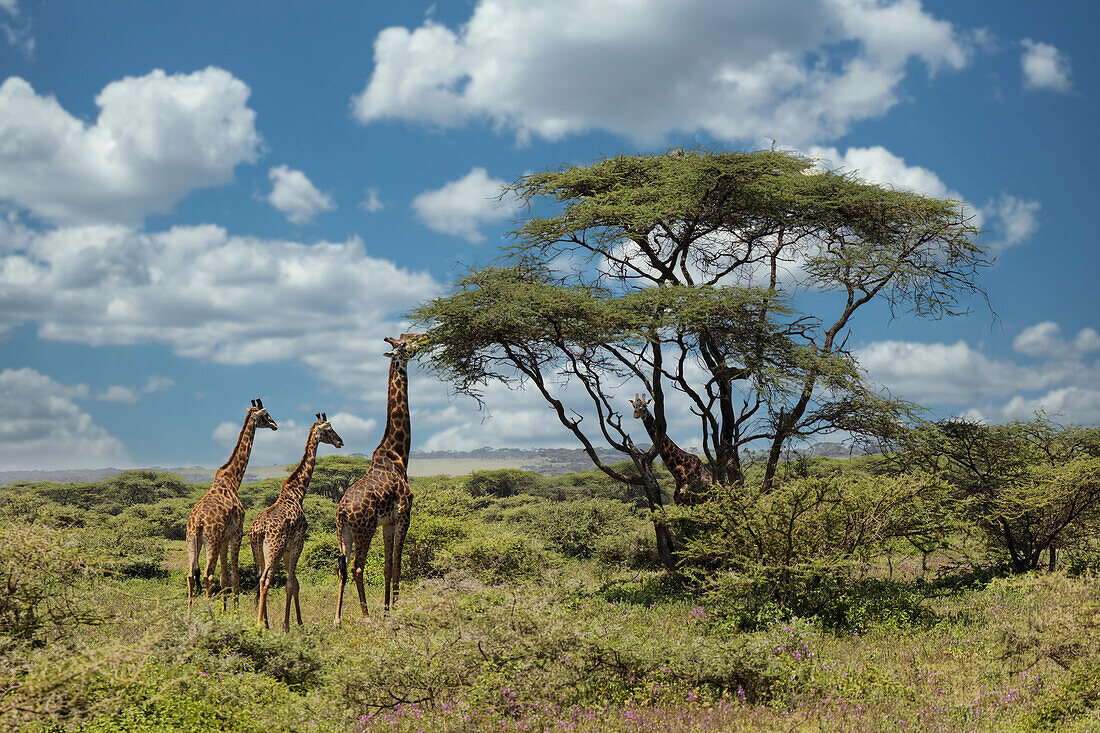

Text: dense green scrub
xmin=2 ymin=460 xmax=1099 ymax=731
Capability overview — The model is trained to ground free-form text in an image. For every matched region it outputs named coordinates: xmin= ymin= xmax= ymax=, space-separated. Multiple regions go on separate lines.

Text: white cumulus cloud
xmin=0 ymin=368 xmax=128 ymax=470
xmin=1021 ymin=39 xmax=1073 ymax=93
xmin=266 ymin=165 xmax=336 ymax=224
xmin=860 ymin=321 xmax=1100 ymax=426
xmin=0 ymin=218 xmax=440 ymax=396
xmin=353 ymin=0 xmax=975 ymax=146
xmin=0 ymin=68 xmax=260 ymax=225
xmin=810 ymin=146 xmax=1040 ymax=250
xmin=412 ymin=167 xmax=518 ymax=242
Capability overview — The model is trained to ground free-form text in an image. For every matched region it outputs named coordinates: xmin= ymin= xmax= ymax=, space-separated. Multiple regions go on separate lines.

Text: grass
xmin=4 ymin=547 xmax=1099 ymax=732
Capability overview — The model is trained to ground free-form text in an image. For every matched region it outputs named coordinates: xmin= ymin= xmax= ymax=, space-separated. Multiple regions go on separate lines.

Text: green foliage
xmin=308 ymin=454 xmax=371 ymax=502
xmin=681 ymin=472 xmax=954 ymax=626
xmin=164 ymin=618 xmax=326 ymax=690
xmin=301 ymin=494 xmax=336 ymax=537
xmin=238 ymin=477 xmax=282 ymax=510
xmin=403 ymin=513 xmax=468 ymax=578
xmin=121 ymin=496 xmax=194 ymax=540
xmin=442 ymin=530 xmax=555 ymax=584
xmin=78 ymin=519 xmax=167 ymax=579
xmin=502 ymin=497 xmax=651 ymax=564
xmin=900 ymin=417 xmax=1100 ymax=572
xmin=300 ymin=535 xmax=339 ymax=573
xmin=0 ymin=522 xmax=101 ymax=645
xmin=2 ymin=470 xmax=196 ymax=516
xmin=467 ymin=468 xmax=543 ymax=498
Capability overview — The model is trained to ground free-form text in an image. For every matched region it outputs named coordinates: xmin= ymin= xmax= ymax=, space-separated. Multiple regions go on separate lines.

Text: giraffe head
xmin=629 ymin=393 xmax=652 ymax=419
xmin=249 ymin=398 xmax=279 ymax=431
xmin=313 ymin=412 xmax=344 ymax=449
xmin=383 ymin=333 xmax=428 ymax=368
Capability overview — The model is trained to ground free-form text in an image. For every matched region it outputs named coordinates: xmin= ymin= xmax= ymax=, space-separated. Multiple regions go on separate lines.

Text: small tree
xmin=413 ymin=148 xmax=987 ymax=570
xmin=898 ymin=417 xmax=1100 ymax=573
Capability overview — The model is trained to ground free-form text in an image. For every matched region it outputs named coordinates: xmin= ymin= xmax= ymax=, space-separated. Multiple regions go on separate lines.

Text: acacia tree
xmin=897 ymin=417 xmax=1100 ymax=573
xmin=412 ymin=148 xmax=987 ymax=570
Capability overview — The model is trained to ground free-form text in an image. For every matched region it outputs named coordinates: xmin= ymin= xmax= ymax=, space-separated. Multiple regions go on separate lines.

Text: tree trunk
xmin=1048 ymin=545 xmax=1057 ymax=572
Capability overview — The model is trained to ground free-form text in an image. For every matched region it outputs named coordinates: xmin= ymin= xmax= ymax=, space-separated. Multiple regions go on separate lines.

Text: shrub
xmin=442 ymin=531 xmax=555 ymax=584
xmin=467 ymin=469 xmax=542 ymax=498
xmin=300 ymin=535 xmax=339 ymax=573
xmin=681 ymin=472 xmax=954 ymax=627
xmin=503 ymin=497 xmax=647 ymax=560
xmin=164 ymin=618 xmax=326 ymax=690
xmin=79 ymin=519 xmax=167 ymax=579
xmin=0 ymin=521 xmax=101 ymax=644
xmin=403 ymin=513 xmax=468 ymax=578
xmin=122 ymin=496 xmax=193 ymax=540
xmin=301 ymin=494 xmax=337 ymax=537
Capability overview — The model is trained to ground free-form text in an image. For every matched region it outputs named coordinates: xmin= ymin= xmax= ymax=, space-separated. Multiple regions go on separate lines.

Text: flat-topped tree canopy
xmin=411 ymin=148 xmax=988 ymax=570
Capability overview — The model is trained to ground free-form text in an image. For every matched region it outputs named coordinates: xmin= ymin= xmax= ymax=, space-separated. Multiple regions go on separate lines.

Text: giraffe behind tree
xmin=335 ymin=333 xmax=426 ymax=624
xmin=250 ymin=413 xmax=343 ymax=631
xmin=186 ymin=398 xmax=278 ymax=613
xmin=629 ymin=393 xmax=712 ymax=505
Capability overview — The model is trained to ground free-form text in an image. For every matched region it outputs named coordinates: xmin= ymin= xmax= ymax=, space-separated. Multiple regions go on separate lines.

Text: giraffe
xmin=186 ymin=398 xmax=278 ymax=613
xmin=629 ymin=393 xmax=713 ymax=506
xmin=249 ymin=413 xmax=343 ymax=631
xmin=334 ymin=333 xmax=426 ymax=624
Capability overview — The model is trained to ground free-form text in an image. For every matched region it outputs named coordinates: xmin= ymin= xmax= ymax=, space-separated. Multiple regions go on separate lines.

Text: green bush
xmin=503 ymin=497 xmax=647 ymax=559
xmin=300 ymin=535 xmax=339 ymax=573
xmin=165 ymin=618 xmax=326 ymax=690
xmin=122 ymin=496 xmax=193 ymax=540
xmin=238 ymin=478 xmax=282 ymax=510
xmin=442 ymin=531 xmax=555 ymax=584
xmin=403 ymin=513 xmax=468 ymax=578
xmin=0 ymin=521 xmax=101 ymax=644
xmin=681 ymin=472 xmax=953 ymax=628
xmin=301 ymin=494 xmax=336 ymax=537
xmin=467 ymin=469 xmax=542 ymax=498
xmin=79 ymin=519 xmax=167 ymax=579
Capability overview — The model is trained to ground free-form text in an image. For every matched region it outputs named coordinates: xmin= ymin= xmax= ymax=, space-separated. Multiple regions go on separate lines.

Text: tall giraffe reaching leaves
xmin=335 ymin=333 xmax=425 ymax=623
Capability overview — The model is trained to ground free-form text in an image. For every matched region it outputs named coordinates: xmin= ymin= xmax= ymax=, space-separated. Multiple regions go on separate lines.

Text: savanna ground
xmin=2 ymin=458 xmax=1099 ymax=732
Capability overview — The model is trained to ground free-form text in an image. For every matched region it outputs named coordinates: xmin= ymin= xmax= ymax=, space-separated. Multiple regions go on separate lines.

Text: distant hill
xmin=0 ymin=443 xmax=874 ymax=486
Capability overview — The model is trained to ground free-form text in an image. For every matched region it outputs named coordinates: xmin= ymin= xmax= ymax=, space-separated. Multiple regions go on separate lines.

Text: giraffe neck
xmin=218 ymin=413 xmax=257 ymax=490
xmin=281 ymin=424 xmax=321 ymax=506
xmin=640 ymin=409 xmax=683 ymax=468
xmin=373 ymin=359 xmax=411 ymax=466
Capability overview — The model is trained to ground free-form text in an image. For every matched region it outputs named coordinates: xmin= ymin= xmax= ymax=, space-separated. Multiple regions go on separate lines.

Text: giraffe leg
xmin=284 ymin=537 xmax=304 ymax=632
xmin=229 ymin=533 xmax=243 ymax=610
xmin=354 ymin=518 xmax=379 ymax=618
xmin=203 ymin=534 xmax=221 ymax=601
xmin=334 ymin=518 xmax=351 ymax=626
xmin=219 ymin=542 xmax=231 ymax=611
xmin=391 ymin=510 xmax=411 ymax=608
xmin=250 ymin=529 xmax=265 ymax=609
xmin=257 ymin=538 xmax=284 ymax=629
xmin=186 ymin=528 xmax=202 ymax=616
xmin=382 ymin=521 xmax=395 ymax=611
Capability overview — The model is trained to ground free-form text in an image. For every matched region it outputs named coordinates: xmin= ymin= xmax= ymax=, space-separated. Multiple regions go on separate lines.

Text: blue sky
xmin=0 ymin=0 xmax=1096 ymax=470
